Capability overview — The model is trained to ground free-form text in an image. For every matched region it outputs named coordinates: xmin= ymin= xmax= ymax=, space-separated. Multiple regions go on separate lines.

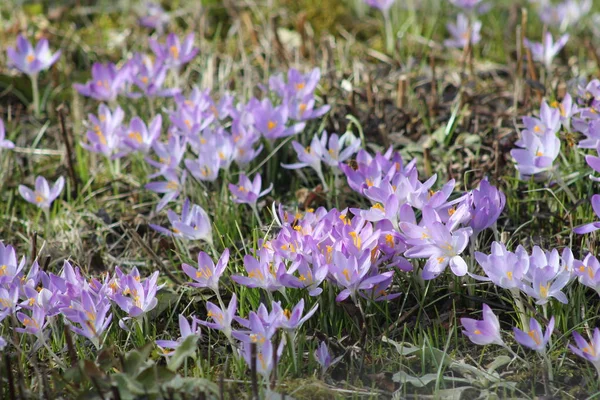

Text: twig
xmin=57 ymin=105 xmax=79 ymax=194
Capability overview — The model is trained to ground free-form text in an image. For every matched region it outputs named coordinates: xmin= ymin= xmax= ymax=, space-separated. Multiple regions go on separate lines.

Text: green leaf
xmin=123 ymin=343 xmax=153 ymax=376
xmin=392 ymin=371 xmax=438 ymax=387
xmin=167 ymin=335 xmax=198 ymax=372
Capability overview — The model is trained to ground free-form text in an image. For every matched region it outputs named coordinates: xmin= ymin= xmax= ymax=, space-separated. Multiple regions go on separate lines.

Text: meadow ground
xmin=1 ymin=0 xmax=600 ymax=399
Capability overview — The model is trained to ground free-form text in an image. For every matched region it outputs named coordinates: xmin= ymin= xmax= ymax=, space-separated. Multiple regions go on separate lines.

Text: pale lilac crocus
xmin=444 ymin=14 xmax=482 ymax=49
xmin=573 ymin=253 xmax=600 ymax=294
xmin=522 ymin=248 xmax=570 ymax=305
xmin=74 ymin=62 xmax=130 ymax=102
xmin=150 ymin=33 xmax=198 ymax=69
xmin=461 ymin=304 xmax=504 ymax=346
xmin=513 ymin=316 xmax=554 ymax=352
xmin=156 ymin=314 xmax=200 ymax=356
xmin=61 ymin=291 xmax=112 ymax=348
xmin=474 ymin=242 xmax=529 ymax=289
xmin=0 ymin=119 xmax=15 ymax=150
xmin=585 ymin=145 xmax=600 ymax=182
xmin=146 ymin=134 xmax=187 ymax=178
xmin=182 ymin=249 xmax=229 ymax=292
xmin=124 ymin=115 xmax=162 ymax=153
xmin=274 ymin=299 xmax=318 ymax=333
xmin=364 ymin=0 xmax=395 ymax=11
xmin=231 ymin=250 xmax=285 ymax=292
xmin=314 ymin=341 xmax=342 ymax=375
xmin=145 ymin=169 xmax=187 ymax=212
xmin=569 ymin=328 xmax=600 ymax=377
xmin=15 ymin=306 xmax=47 ymax=335
xmin=19 ymin=176 xmax=65 ymax=210
xmin=81 ymin=104 xmax=126 ymax=157
xmin=574 ymin=195 xmax=600 ymax=234
xmin=0 ymin=243 xmax=25 ymax=286
xmin=138 ymin=2 xmax=170 ymax=33
xmin=7 ymin=34 xmax=61 ymax=76
xmin=150 ymin=199 xmax=212 ymax=243
xmin=196 ymin=293 xmax=237 ymax=340
xmin=229 ymin=174 xmax=273 ymax=223
xmin=113 ymin=271 xmax=161 ymax=318
xmin=510 ymin=130 xmax=560 ymax=178
xmin=241 ymin=339 xmax=284 ymax=379
xmin=525 ymin=32 xmax=569 ymax=70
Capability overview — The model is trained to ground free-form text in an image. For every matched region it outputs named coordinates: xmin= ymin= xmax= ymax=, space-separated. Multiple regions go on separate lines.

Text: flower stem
xmin=542 ymin=350 xmax=554 ymax=384
xmin=383 ymin=11 xmax=394 ymax=55
xmin=510 ymin=288 xmax=529 ymax=332
xmin=31 ymin=74 xmax=40 ymax=118
xmin=251 ymin=204 xmax=263 ymax=227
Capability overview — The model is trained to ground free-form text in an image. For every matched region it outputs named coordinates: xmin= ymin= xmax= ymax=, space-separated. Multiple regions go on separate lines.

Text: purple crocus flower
xmin=569 ymin=328 xmax=600 ymax=376
xmin=81 ymin=104 xmax=126 ymax=157
xmin=279 ymin=256 xmax=328 ymax=296
xmin=468 ymin=178 xmax=506 ymax=234
xmin=7 ymin=35 xmax=61 ymax=76
xmin=240 ymin=339 xmax=284 ymax=379
xmin=574 ymin=195 xmax=600 ymax=234
xmin=0 ymin=119 xmax=15 ymax=150
xmin=150 ymin=198 xmax=212 ymax=242
xmin=461 ymin=304 xmax=504 ymax=346
xmin=513 ymin=316 xmax=554 ymax=352
xmin=521 ymin=101 xmax=561 ymax=141
xmin=444 ymin=14 xmax=482 ymax=49
xmin=196 ymin=294 xmax=237 ymax=340
xmin=138 ymin=2 xmax=170 ymax=33
xmin=128 ymin=55 xmax=179 ymax=98
xmin=510 ymin=130 xmax=560 ymax=178
xmin=449 ymin=0 xmax=485 ymax=11
xmin=15 ymin=306 xmax=47 ymax=335
xmin=149 ymin=33 xmax=198 ymax=69
xmin=229 ymin=173 xmax=273 ymax=207
xmin=146 ymin=134 xmax=187 ymax=178
xmin=402 ymin=211 xmax=473 ymax=279
xmin=314 ymin=341 xmax=342 ymax=374
xmin=113 ymin=271 xmax=161 ymax=318
xmin=19 ymin=176 xmax=65 ymax=210
xmin=573 ymin=253 xmax=600 ymax=294
xmin=364 ymin=0 xmax=395 ymax=11
xmin=61 ymin=291 xmax=112 ymax=348
xmin=124 ymin=115 xmax=162 ymax=153
xmin=273 ymin=299 xmax=318 ymax=333
xmin=250 ymin=98 xmax=305 ymax=140
xmin=329 ymin=250 xmax=393 ymax=302
xmin=524 ymin=33 xmax=569 ymax=70
xmin=156 ymin=314 xmax=200 ymax=356
xmin=0 ymin=243 xmax=25 ymax=286
xmin=522 ymin=247 xmax=570 ymax=305
xmin=145 ymin=169 xmax=187 ymax=212
xmin=585 ymin=145 xmax=600 ymax=182
xmin=231 ymin=250 xmax=285 ymax=292
xmin=474 ymin=242 xmax=529 ymax=289
xmin=73 ymin=62 xmax=130 ymax=102
xmin=185 ymin=151 xmax=220 ymax=182
xmin=182 ymin=249 xmax=229 ymax=292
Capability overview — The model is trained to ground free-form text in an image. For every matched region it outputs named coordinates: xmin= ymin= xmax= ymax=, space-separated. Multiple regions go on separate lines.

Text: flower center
xmin=267 ymin=121 xmax=277 ymax=131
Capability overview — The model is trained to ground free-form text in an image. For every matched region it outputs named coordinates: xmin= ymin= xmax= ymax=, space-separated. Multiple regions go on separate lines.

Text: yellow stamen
xmin=170 ymin=45 xmax=179 ymax=59
xmin=128 ymin=131 xmax=143 ymax=144
xmin=267 ymin=121 xmax=277 ymax=130
xmin=528 ymin=329 xmax=541 ymax=345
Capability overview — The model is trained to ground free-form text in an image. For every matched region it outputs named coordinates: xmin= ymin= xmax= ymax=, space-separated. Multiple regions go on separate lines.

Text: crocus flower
xmin=250 ymin=98 xmax=305 ymax=140
xmin=128 ymin=55 xmax=179 ymax=99
xmin=156 ymin=314 xmax=200 ymax=356
xmin=182 ymin=249 xmax=229 ymax=292
xmin=461 ymin=304 xmax=504 ymax=346
xmin=510 ymin=130 xmax=560 ymax=178
xmin=522 ymin=248 xmax=570 ymax=305
xmin=474 ymin=242 xmax=529 ymax=289
xmin=124 ymin=115 xmax=162 ymax=153
xmin=138 ymin=2 xmax=170 ymax=33
xmin=145 ymin=169 xmax=187 ymax=212
xmin=185 ymin=151 xmax=220 ymax=182
xmin=146 ymin=134 xmax=187 ymax=178
xmin=444 ymin=14 xmax=482 ymax=49
xmin=19 ymin=176 xmax=65 ymax=210
xmin=569 ymin=328 xmax=600 ymax=376
xmin=468 ymin=178 xmax=506 ymax=234
xmin=150 ymin=33 xmax=198 ymax=69
xmin=279 ymin=256 xmax=328 ymax=296
xmin=525 ymin=32 xmax=569 ymax=70
xmin=574 ymin=195 xmax=600 ymax=234
xmin=0 ymin=119 xmax=15 ymax=150
xmin=364 ymin=0 xmax=395 ymax=11
xmin=7 ymin=35 xmax=61 ymax=76
xmin=150 ymin=198 xmax=212 ymax=242
xmin=240 ymin=339 xmax=284 ymax=379
xmin=402 ymin=213 xmax=472 ymax=279
xmin=81 ymin=104 xmax=126 ymax=157
xmin=0 ymin=243 xmax=25 ymax=286
xmin=15 ymin=306 xmax=47 ymax=335
xmin=573 ymin=253 xmax=600 ymax=294
xmin=513 ymin=316 xmax=554 ymax=352
xmin=329 ymin=250 xmax=393 ymax=302
xmin=196 ymin=294 xmax=237 ymax=340
xmin=449 ymin=0 xmax=485 ymax=11
xmin=273 ymin=299 xmax=318 ymax=333
xmin=314 ymin=341 xmax=342 ymax=374
xmin=74 ymin=62 xmax=130 ymax=102
xmin=229 ymin=173 xmax=273 ymax=207
xmin=113 ymin=271 xmax=161 ymax=318
xmin=585 ymin=145 xmax=600 ymax=182
xmin=61 ymin=291 xmax=112 ymax=348
xmin=231 ymin=250 xmax=285 ymax=292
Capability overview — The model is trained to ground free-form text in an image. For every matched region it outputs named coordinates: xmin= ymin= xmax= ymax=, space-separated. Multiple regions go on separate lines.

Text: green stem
xmin=383 ymin=11 xmax=394 ymax=55
xmin=542 ymin=350 xmax=554 ymax=384
xmin=31 ymin=74 xmax=40 ymax=118
xmin=511 ymin=288 xmax=529 ymax=331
